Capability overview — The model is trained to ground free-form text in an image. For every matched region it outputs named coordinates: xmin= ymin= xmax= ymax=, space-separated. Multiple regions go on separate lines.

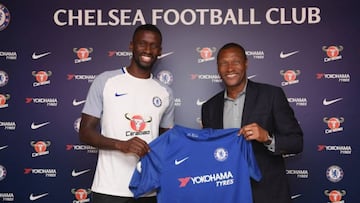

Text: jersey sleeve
xmin=240 ymin=137 xmax=262 ymax=182
xmin=129 ymin=133 xmax=167 ymax=198
xmin=129 ymin=155 xmax=159 ymax=198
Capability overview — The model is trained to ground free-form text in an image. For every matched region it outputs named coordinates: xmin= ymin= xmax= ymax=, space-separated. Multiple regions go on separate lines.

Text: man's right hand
xmin=117 ymin=137 xmax=150 ymax=157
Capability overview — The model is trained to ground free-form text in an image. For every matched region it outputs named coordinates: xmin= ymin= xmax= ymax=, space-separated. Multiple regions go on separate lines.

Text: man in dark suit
xmin=201 ymin=42 xmax=303 ymax=203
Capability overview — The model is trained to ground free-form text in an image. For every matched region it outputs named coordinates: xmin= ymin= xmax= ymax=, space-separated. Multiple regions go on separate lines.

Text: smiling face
xmin=130 ymin=30 xmax=162 ymax=72
xmin=217 ymin=46 xmax=248 ymax=92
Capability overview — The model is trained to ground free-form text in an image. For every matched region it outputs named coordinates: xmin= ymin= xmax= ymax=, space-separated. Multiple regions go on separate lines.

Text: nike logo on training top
xmin=115 ymin=93 xmax=127 ymax=97
xmin=323 ymin=98 xmax=343 ymax=106
xmin=31 ymin=122 xmax=50 ymax=130
xmin=280 ymin=51 xmax=299 ymax=59
xmin=29 ymin=193 xmax=49 ymax=201
xmin=32 ymin=52 xmax=51 ymax=60
xmin=175 ymin=157 xmax=189 ymax=165
xmin=72 ymin=169 xmax=91 ymax=177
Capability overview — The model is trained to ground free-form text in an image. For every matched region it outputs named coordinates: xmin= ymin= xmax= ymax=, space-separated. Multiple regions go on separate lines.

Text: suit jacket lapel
xmin=215 ymin=91 xmax=225 ymax=128
xmin=242 ymin=80 xmax=258 ymax=126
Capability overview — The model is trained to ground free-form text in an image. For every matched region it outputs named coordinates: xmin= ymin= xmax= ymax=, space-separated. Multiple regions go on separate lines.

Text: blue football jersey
xmin=129 ymin=125 xmax=262 ymax=203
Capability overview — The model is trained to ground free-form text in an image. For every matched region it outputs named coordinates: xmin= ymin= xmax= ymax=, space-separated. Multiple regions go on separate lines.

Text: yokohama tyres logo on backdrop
xmin=0 ymin=121 xmax=16 ymax=130
xmin=25 ymin=97 xmax=58 ymax=106
xmin=67 ymin=74 xmax=96 ymax=83
xmin=316 ymin=73 xmax=350 ymax=83
xmin=318 ymin=145 xmax=351 ymax=155
xmin=24 ymin=168 xmax=57 ymax=177
xmin=66 ymin=144 xmax=98 ymax=154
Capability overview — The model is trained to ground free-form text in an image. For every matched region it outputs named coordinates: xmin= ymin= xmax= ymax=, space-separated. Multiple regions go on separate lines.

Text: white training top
xmin=82 ymin=67 xmax=175 ymax=197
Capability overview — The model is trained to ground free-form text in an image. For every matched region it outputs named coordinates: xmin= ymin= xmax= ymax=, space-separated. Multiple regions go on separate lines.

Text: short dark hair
xmin=217 ymin=42 xmax=247 ymax=61
xmin=132 ymin=24 xmax=162 ymax=43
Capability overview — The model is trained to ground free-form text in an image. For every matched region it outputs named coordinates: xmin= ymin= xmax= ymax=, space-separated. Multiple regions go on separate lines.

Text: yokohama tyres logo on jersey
xmin=178 ymin=171 xmax=234 ymax=188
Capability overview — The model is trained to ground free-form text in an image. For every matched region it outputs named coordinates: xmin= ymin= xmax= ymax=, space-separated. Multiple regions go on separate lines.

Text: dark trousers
xmin=92 ymin=192 xmax=157 ymax=203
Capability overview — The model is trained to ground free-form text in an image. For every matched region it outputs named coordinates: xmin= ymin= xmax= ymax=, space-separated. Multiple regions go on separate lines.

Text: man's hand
xmin=239 ymin=123 xmax=271 ymax=144
xmin=116 ymin=137 xmax=150 ymax=157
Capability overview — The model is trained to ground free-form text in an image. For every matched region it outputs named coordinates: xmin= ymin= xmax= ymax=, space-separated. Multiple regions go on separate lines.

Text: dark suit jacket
xmin=201 ymin=80 xmax=303 ymax=203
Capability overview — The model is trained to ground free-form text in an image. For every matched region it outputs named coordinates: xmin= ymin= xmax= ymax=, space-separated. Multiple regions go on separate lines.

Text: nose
xmin=224 ymin=62 xmax=236 ymax=72
xmin=142 ymin=44 xmax=151 ymax=54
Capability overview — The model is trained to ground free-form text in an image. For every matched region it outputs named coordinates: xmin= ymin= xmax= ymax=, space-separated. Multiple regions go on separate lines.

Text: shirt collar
xmin=224 ymin=79 xmax=248 ymax=100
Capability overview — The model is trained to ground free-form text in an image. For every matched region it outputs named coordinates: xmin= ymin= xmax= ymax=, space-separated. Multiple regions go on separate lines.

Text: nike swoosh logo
xmin=72 ymin=99 xmax=86 ymax=106
xmin=29 ymin=193 xmax=49 ymax=201
xmin=280 ymin=51 xmax=299 ymax=59
xmin=196 ymin=99 xmax=206 ymax=106
xmin=158 ymin=52 xmax=174 ymax=59
xmin=115 ymin=93 xmax=127 ymax=97
xmin=0 ymin=145 xmax=8 ymax=150
xmin=31 ymin=122 xmax=50 ymax=130
xmin=247 ymin=75 xmax=256 ymax=79
xmin=291 ymin=194 xmax=302 ymax=199
xmin=72 ymin=169 xmax=91 ymax=177
xmin=32 ymin=52 xmax=51 ymax=60
xmin=175 ymin=157 xmax=189 ymax=165
xmin=323 ymin=98 xmax=343 ymax=106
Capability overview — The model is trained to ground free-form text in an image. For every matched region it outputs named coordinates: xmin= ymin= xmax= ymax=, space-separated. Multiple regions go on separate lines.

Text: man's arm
xmin=271 ymin=87 xmax=303 ymax=155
